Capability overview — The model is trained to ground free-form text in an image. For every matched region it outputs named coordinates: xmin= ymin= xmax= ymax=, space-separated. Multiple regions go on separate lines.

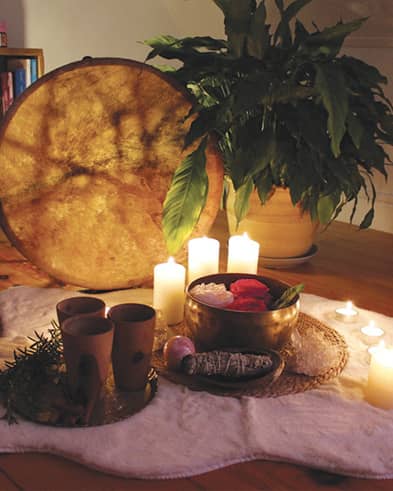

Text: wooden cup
xmin=56 ymin=296 xmax=106 ymax=325
xmin=108 ymin=303 xmax=155 ymax=391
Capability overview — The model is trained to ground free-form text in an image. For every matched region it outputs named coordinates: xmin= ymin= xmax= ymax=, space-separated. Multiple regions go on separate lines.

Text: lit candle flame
xmin=346 ymin=301 xmax=353 ymax=311
xmin=368 ymin=340 xmax=386 ymax=355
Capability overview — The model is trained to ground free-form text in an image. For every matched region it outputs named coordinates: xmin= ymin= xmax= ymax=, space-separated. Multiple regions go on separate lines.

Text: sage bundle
xmin=182 ymin=351 xmax=273 ymax=378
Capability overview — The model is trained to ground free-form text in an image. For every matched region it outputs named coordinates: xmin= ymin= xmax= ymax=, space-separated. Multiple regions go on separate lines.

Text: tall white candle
xmin=366 ymin=345 xmax=393 ymax=409
xmin=153 ymin=257 xmax=186 ymax=325
xmin=188 ymin=236 xmax=220 ymax=284
xmin=227 ymin=233 xmax=259 ymax=273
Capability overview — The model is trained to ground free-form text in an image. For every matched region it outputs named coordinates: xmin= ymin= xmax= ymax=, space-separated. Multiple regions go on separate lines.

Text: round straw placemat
xmin=152 ymin=312 xmax=349 ymax=398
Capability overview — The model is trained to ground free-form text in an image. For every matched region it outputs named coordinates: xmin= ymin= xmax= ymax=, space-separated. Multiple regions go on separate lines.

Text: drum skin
xmin=0 ymin=58 xmax=223 ymax=289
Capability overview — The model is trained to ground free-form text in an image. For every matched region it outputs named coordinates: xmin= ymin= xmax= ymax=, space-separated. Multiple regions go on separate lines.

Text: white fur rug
xmin=0 ymin=286 xmax=392 ymax=480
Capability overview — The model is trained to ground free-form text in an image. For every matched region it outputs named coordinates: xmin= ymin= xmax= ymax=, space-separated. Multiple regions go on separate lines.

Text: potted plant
xmin=145 ymin=0 xmax=393 ymax=256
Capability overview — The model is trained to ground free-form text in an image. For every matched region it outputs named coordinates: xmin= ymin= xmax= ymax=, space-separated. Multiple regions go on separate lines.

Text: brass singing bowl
xmin=184 ymin=273 xmax=300 ymax=351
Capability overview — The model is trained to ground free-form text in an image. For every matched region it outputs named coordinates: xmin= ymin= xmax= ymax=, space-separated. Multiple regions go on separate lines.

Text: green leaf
xmin=144 ymin=34 xmax=180 ymax=49
xmin=151 ymin=64 xmax=177 ymax=73
xmin=299 ymin=18 xmax=366 ymax=58
xmin=358 ymin=134 xmax=388 ymax=178
xmin=144 ymin=35 xmax=227 ymax=61
xmin=246 ymin=1 xmax=269 ymax=59
xmin=293 ymin=19 xmax=309 ymax=48
xmin=255 ymin=170 xmax=273 ymax=204
xmin=272 ymin=283 xmax=304 ymax=309
xmin=315 ymin=63 xmax=348 ymax=157
xmin=162 ymin=138 xmax=208 ymax=254
xmin=347 ymin=113 xmax=364 ymax=149
xmin=213 ymin=0 xmax=255 ymax=57
xmin=358 ymin=174 xmax=376 ymax=229
xmin=274 ymin=0 xmax=313 ymax=47
xmin=359 ymin=208 xmax=374 ymax=229
xmin=248 ymin=129 xmax=276 ymax=176
xmin=184 ymin=107 xmax=216 ymax=149
xmin=144 ymin=35 xmax=183 ymax=61
xmin=317 ymin=194 xmax=337 ymax=224
xmin=233 ymin=176 xmax=254 ymax=225
xmin=341 ymin=55 xmax=387 ymax=87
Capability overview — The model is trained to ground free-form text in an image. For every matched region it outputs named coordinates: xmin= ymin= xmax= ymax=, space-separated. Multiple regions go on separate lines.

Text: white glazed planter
xmin=226 ymin=185 xmax=318 ymax=258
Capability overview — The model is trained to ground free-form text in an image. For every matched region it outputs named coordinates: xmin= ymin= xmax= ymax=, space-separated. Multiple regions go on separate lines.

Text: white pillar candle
xmin=361 ymin=320 xmax=384 ymax=346
xmin=366 ymin=345 xmax=393 ymax=409
xmin=227 ymin=233 xmax=260 ymax=274
xmin=153 ymin=257 xmax=186 ymax=325
xmin=335 ymin=301 xmax=359 ymax=323
xmin=188 ymin=236 xmax=220 ymax=284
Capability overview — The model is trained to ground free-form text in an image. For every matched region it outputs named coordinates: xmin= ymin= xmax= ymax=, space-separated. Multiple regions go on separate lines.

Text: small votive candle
xmin=361 ymin=320 xmax=384 ymax=346
xmin=153 ymin=257 xmax=186 ymax=325
xmin=368 ymin=340 xmax=385 ymax=356
xmin=227 ymin=233 xmax=259 ymax=274
xmin=366 ymin=344 xmax=393 ymax=409
xmin=335 ymin=301 xmax=359 ymax=323
xmin=188 ymin=236 xmax=220 ymax=284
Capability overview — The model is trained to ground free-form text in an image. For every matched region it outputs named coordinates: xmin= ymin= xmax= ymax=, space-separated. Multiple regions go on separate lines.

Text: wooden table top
xmin=0 ymin=212 xmax=392 ymax=491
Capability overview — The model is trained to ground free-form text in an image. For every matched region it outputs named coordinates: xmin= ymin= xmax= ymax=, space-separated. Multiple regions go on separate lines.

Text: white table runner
xmin=0 ymin=286 xmax=392 ymax=480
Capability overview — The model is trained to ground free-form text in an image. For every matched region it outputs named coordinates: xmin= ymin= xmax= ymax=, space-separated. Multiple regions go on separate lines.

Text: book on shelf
xmin=0 ymin=71 xmax=14 ymax=114
xmin=12 ymin=67 xmax=26 ymax=98
xmin=30 ymin=57 xmax=38 ymax=83
xmin=6 ymin=57 xmax=31 ymax=87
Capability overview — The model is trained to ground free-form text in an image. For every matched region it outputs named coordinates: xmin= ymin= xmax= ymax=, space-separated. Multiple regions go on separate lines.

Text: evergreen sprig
xmin=0 ymin=322 xmax=63 ymax=424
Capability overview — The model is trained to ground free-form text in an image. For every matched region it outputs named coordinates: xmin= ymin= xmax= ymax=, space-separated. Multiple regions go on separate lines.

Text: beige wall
xmin=2 ymin=0 xmax=224 ymax=71
xmin=1 ymin=0 xmax=392 ymax=232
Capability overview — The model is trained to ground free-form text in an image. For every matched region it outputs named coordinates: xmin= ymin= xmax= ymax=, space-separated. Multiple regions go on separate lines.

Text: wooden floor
xmin=0 ymin=213 xmax=392 ymax=490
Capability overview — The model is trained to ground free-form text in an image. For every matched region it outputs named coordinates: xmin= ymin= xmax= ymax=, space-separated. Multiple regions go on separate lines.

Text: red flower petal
xmin=226 ymin=296 xmax=268 ymax=312
xmin=230 ymin=279 xmax=270 ymax=298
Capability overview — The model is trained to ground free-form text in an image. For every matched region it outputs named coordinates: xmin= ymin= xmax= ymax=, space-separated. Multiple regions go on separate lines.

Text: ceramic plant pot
xmin=226 ymin=185 xmax=318 ymax=258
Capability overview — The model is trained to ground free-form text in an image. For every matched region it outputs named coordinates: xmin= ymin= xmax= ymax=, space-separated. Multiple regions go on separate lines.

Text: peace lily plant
xmin=145 ymin=0 xmax=393 ymax=254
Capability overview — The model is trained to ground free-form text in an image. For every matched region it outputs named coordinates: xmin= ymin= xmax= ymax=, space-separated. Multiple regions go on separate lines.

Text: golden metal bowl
xmin=184 ymin=273 xmax=300 ymax=351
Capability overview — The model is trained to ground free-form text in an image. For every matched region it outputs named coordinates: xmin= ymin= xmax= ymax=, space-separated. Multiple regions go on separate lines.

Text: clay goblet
xmin=108 ymin=303 xmax=155 ymax=391
xmin=61 ymin=315 xmax=114 ymax=423
xmin=56 ymin=296 xmax=106 ymax=325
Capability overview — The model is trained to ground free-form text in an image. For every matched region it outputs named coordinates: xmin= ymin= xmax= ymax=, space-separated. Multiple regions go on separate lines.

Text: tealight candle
xmin=366 ymin=344 xmax=393 ymax=409
xmin=335 ymin=301 xmax=359 ymax=323
xmin=368 ymin=340 xmax=385 ymax=356
xmin=227 ymin=233 xmax=259 ymax=274
xmin=361 ymin=320 xmax=384 ymax=346
xmin=153 ymin=257 xmax=186 ymax=325
xmin=188 ymin=236 xmax=220 ymax=284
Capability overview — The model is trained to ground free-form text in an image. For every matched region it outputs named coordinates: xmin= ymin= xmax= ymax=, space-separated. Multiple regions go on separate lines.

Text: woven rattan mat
xmin=152 ymin=312 xmax=349 ymax=398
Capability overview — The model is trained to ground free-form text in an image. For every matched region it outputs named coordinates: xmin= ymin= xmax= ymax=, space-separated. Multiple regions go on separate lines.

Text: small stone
xmin=287 ymin=328 xmax=337 ymax=376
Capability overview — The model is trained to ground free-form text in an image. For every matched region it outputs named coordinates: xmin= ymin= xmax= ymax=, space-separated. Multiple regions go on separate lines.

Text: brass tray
xmin=10 ymin=367 xmax=158 ymax=428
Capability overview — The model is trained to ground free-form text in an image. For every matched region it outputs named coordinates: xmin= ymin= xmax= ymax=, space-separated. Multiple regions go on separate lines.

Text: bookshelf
xmin=0 ymin=48 xmax=44 ymax=116
xmin=0 ymin=47 xmax=44 ymax=76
